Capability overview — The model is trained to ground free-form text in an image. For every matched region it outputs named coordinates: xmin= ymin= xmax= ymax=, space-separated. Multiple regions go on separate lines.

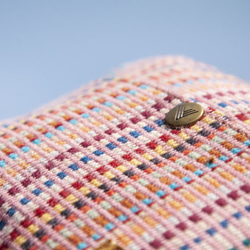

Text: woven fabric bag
xmin=0 ymin=56 xmax=250 ymax=250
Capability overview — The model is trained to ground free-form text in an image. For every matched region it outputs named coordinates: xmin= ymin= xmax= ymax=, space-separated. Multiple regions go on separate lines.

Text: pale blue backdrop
xmin=0 ymin=0 xmax=250 ymax=120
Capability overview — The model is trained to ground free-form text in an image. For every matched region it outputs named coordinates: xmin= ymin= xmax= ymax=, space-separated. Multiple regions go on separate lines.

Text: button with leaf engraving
xmin=165 ymin=103 xmax=204 ymax=128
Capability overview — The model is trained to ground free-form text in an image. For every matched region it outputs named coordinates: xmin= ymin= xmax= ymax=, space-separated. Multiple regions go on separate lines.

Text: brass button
xmin=94 ymin=240 xmax=124 ymax=250
xmin=165 ymin=102 xmax=204 ymax=128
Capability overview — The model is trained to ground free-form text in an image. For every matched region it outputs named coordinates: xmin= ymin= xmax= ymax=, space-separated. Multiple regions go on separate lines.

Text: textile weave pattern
xmin=0 ymin=56 xmax=250 ymax=250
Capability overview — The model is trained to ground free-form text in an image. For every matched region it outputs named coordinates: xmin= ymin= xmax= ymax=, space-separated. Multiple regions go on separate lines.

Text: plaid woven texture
xmin=0 ymin=56 xmax=250 ymax=250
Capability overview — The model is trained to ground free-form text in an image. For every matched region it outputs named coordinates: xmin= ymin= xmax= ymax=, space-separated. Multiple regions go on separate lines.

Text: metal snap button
xmin=165 ymin=102 xmax=204 ymax=128
xmin=94 ymin=239 xmax=124 ymax=250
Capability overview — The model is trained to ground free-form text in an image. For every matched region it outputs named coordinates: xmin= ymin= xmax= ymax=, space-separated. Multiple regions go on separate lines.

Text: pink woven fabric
xmin=0 ymin=56 xmax=250 ymax=250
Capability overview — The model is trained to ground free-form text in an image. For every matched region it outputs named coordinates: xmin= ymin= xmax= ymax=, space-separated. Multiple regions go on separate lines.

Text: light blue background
xmin=0 ymin=0 xmax=250 ymax=120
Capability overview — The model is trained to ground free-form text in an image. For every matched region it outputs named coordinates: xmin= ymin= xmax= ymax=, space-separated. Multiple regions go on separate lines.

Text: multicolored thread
xmin=0 ymin=56 xmax=250 ymax=250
